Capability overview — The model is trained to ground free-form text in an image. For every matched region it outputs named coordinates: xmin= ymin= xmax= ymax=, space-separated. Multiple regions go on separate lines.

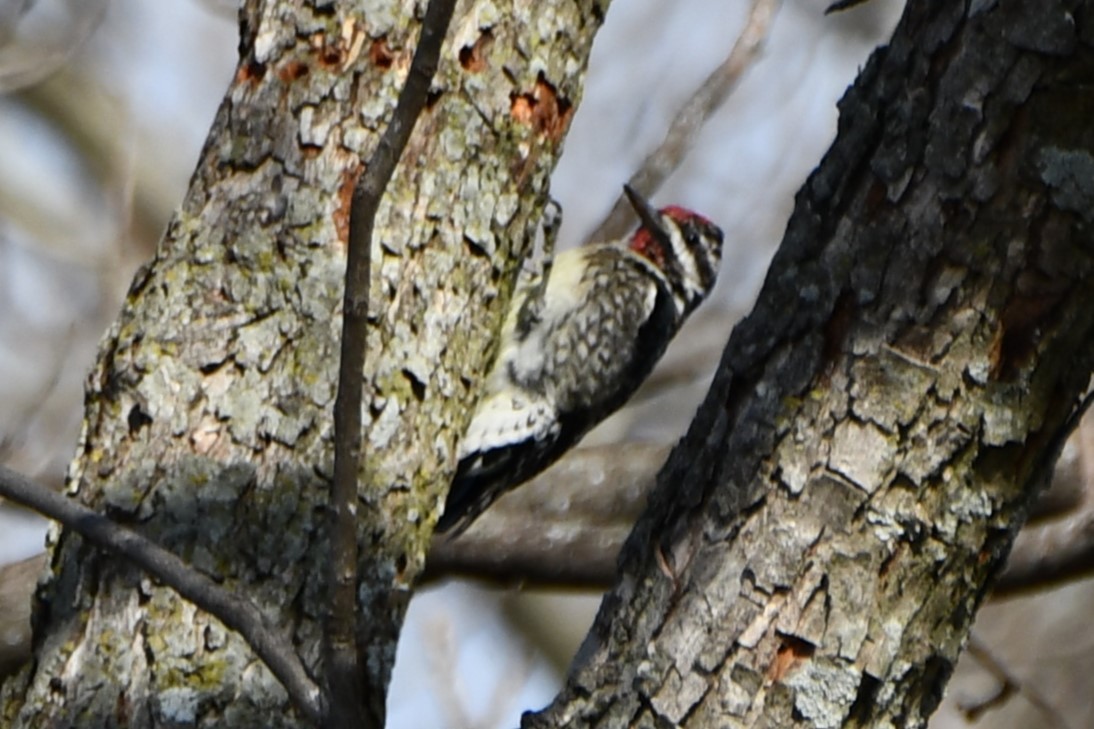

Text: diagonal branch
xmin=327 ymin=0 xmax=459 ymax=725
xmin=960 ymin=633 xmax=1074 ymax=729
xmin=0 ymin=465 xmax=323 ymax=723
xmin=587 ymin=0 xmax=781 ymax=243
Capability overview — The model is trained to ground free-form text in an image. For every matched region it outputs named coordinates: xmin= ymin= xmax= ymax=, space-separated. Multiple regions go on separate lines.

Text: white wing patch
xmin=457 ymin=390 xmax=560 ymax=460
xmin=538 ymin=249 xmax=593 ymax=320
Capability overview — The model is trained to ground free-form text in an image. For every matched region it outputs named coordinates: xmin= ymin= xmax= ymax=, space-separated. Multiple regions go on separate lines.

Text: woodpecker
xmin=437 ymin=186 xmax=724 ymax=535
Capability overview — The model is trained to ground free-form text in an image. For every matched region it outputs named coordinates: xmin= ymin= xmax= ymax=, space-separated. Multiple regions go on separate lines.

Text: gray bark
xmin=530 ymin=1 xmax=1094 ymax=727
xmin=4 ymin=0 xmax=1094 ymax=727
xmin=0 ymin=0 xmax=608 ymax=725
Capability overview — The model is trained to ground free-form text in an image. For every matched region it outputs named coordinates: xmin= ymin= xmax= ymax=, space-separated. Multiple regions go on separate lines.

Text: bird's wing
xmin=438 ymin=391 xmax=561 ymax=534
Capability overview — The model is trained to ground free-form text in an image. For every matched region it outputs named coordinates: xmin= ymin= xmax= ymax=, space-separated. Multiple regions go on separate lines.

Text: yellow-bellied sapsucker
xmin=437 ymin=186 xmax=724 ymax=534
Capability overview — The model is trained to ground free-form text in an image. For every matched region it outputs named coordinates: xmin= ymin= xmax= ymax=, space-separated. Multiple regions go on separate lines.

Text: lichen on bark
xmin=1 ymin=0 xmax=610 ymax=725
xmin=531 ymin=1 xmax=1094 ymax=727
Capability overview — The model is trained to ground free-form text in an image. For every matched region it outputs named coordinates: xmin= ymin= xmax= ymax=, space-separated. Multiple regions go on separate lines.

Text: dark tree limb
xmin=530 ymin=1 xmax=1094 ymax=726
xmin=327 ymin=0 xmax=458 ymax=725
xmin=0 ymin=465 xmax=323 ymax=723
xmin=825 ymin=0 xmax=877 ymax=15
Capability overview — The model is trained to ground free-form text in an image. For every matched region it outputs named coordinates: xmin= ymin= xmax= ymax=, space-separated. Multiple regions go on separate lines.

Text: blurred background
xmin=1 ymin=1 xmax=1089 ymax=727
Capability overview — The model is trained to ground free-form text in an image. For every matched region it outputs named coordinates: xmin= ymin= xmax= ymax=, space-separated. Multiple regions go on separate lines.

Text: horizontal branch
xmin=0 ymin=465 xmax=323 ymax=723
xmin=428 ymin=431 xmax=1094 ymax=592
xmin=426 ymin=444 xmax=669 ymax=586
xmin=2 ymin=430 xmax=1090 ymax=687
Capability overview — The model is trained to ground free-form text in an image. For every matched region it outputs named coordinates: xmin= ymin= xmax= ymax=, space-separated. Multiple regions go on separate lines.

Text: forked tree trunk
xmin=0 ymin=0 xmax=607 ymax=725
xmin=530 ymin=1 xmax=1094 ymax=727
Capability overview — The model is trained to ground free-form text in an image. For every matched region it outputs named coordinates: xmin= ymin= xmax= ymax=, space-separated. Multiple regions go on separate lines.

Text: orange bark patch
xmin=459 ymin=30 xmax=493 ymax=73
xmin=321 ymin=47 xmax=344 ymax=68
xmin=311 ymin=31 xmax=346 ymax=69
xmin=510 ymin=75 xmax=573 ymax=143
xmin=369 ymin=37 xmax=394 ymax=68
xmin=334 ymin=167 xmax=362 ymax=248
xmin=235 ymin=60 xmax=266 ymax=85
xmin=311 ymin=20 xmax=366 ymax=72
xmin=278 ymin=59 xmax=310 ymax=83
xmin=767 ymin=635 xmax=815 ymax=682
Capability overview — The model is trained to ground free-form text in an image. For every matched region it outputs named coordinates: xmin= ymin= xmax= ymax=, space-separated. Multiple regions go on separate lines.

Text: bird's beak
xmin=623 ymin=185 xmax=673 ymax=248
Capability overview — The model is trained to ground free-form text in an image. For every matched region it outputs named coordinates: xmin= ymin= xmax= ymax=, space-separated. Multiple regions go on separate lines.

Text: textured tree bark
xmin=531 ymin=1 xmax=1094 ymax=727
xmin=0 ymin=0 xmax=608 ymax=725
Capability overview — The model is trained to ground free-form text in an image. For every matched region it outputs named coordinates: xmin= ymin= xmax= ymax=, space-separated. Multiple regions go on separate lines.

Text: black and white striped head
xmin=624 ymin=185 xmax=723 ymax=317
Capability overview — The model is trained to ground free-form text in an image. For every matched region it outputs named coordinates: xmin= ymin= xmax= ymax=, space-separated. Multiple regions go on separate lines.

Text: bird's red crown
xmin=627 ymin=205 xmax=711 ymax=269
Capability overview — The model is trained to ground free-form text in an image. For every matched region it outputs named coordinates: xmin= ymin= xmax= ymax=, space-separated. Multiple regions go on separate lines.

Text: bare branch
xmin=0 ymin=554 xmax=41 ymax=680
xmin=427 ymin=428 xmax=1094 ymax=595
xmin=587 ymin=0 xmax=781 ymax=243
xmin=994 ymin=482 xmax=1094 ymax=595
xmin=328 ymin=0 xmax=458 ymax=724
xmin=0 ymin=465 xmax=323 ymax=723
xmin=426 ymin=444 xmax=669 ymax=586
xmin=960 ymin=633 xmax=1073 ymax=729
xmin=17 ymin=67 xmax=175 ymax=251
xmin=3 ymin=430 xmax=1092 ymax=702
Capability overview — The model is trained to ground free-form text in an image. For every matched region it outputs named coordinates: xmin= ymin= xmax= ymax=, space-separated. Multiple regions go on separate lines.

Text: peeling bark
xmin=531 ymin=1 xmax=1094 ymax=727
xmin=0 ymin=0 xmax=609 ymax=725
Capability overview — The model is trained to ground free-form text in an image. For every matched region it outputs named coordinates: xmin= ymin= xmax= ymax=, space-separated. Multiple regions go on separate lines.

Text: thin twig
xmin=0 ymin=465 xmax=323 ymax=723
xmin=587 ymin=0 xmax=781 ymax=243
xmin=327 ymin=0 xmax=459 ymax=725
xmin=962 ymin=633 xmax=1073 ymax=729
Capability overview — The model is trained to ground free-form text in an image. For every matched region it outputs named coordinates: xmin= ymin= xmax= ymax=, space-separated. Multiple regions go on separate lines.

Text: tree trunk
xmin=0 ymin=0 xmax=608 ymax=725
xmin=531 ymin=1 xmax=1094 ymax=727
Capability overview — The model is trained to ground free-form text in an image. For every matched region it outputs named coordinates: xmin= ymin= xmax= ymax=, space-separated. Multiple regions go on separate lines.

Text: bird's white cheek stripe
xmin=666 ymin=222 xmax=703 ymax=297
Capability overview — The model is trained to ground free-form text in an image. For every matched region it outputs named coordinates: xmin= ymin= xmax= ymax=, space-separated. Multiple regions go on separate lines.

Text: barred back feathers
xmin=438 ymin=187 xmax=723 ymax=535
